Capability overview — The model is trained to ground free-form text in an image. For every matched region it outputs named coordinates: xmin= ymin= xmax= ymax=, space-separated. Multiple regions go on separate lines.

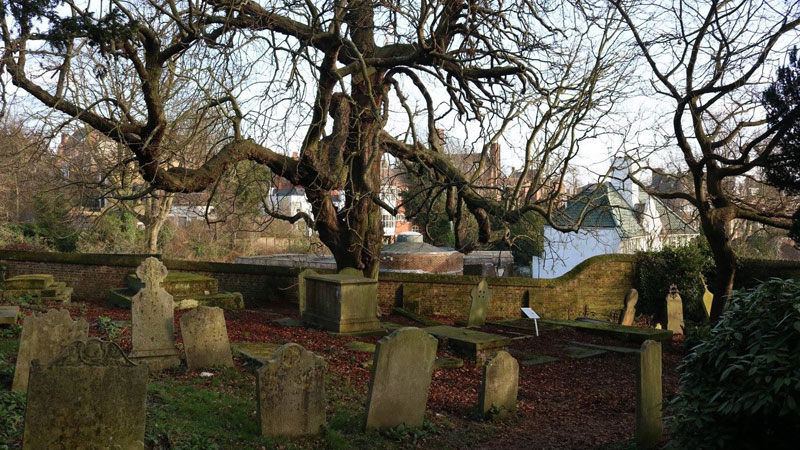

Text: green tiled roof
xmin=552 ymin=183 xmax=697 ymax=238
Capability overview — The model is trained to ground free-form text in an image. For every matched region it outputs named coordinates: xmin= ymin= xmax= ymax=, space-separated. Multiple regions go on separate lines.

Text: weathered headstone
xmin=23 ymin=339 xmax=148 ymax=450
xmin=621 ymin=288 xmax=639 ymax=326
xmin=256 ymin=343 xmax=327 ymax=437
xmin=179 ymin=306 xmax=233 ymax=370
xmin=12 ymin=308 xmax=88 ymax=392
xmin=635 ymin=340 xmax=663 ymax=449
xmin=364 ymin=327 xmax=438 ymax=429
xmin=297 ymin=268 xmax=317 ymax=317
xmin=478 ymin=350 xmax=519 ymax=418
xmin=665 ymin=284 xmax=684 ymax=335
xmin=467 ymin=278 xmax=492 ymax=327
xmin=128 ymin=257 xmax=181 ymax=371
xmin=701 ymin=276 xmax=714 ymax=318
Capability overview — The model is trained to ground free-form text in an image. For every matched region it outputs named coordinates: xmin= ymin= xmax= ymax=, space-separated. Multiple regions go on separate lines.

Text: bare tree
xmin=612 ymin=0 xmax=800 ymax=320
xmin=2 ymin=0 xmax=633 ymax=276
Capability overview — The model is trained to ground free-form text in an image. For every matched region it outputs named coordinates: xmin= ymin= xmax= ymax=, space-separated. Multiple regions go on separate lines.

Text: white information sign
xmin=521 ymin=307 xmax=540 ymax=336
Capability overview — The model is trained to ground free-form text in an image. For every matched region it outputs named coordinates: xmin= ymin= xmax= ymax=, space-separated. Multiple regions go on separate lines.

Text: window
xmin=381 ymin=214 xmax=395 ymax=230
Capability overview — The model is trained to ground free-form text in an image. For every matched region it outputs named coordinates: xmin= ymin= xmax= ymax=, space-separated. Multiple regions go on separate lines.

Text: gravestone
xmin=179 ymin=306 xmax=233 ymax=370
xmin=467 ymin=278 xmax=492 ymax=327
xmin=128 ymin=257 xmax=181 ymax=371
xmin=478 ymin=351 xmax=519 ymax=418
xmin=364 ymin=327 xmax=438 ymax=429
xmin=256 ymin=343 xmax=327 ymax=437
xmin=23 ymin=339 xmax=148 ymax=450
xmin=12 ymin=308 xmax=88 ymax=392
xmin=665 ymin=284 xmax=684 ymax=335
xmin=621 ymin=288 xmax=639 ymax=326
xmin=297 ymin=268 xmax=317 ymax=317
xmin=635 ymin=340 xmax=663 ymax=449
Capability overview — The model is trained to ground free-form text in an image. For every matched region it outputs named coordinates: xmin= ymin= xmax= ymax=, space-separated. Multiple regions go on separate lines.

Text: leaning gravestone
xmin=478 ymin=350 xmax=519 ymax=418
xmin=364 ymin=327 xmax=438 ymax=429
xmin=180 ymin=306 xmax=233 ymax=370
xmin=23 ymin=339 xmax=148 ymax=450
xmin=256 ymin=343 xmax=327 ymax=437
xmin=636 ymin=339 xmax=663 ymax=449
xmin=12 ymin=308 xmax=88 ymax=392
xmin=665 ymin=284 xmax=684 ymax=335
xmin=297 ymin=268 xmax=317 ymax=317
xmin=128 ymin=257 xmax=181 ymax=371
xmin=621 ymin=288 xmax=639 ymax=326
xmin=467 ymin=278 xmax=492 ymax=327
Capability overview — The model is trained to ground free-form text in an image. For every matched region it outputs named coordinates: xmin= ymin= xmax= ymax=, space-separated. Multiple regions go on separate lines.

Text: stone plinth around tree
xmin=128 ymin=258 xmax=181 ymax=371
xmin=302 ymin=271 xmax=380 ymax=334
xmin=23 ymin=339 xmax=148 ymax=450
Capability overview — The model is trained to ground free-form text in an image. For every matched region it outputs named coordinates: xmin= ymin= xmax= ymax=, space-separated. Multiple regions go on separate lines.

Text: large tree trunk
xmin=143 ymin=192 xmax=174 ymax=255
xmin=702 ymin=212 xmax=737 ymax=321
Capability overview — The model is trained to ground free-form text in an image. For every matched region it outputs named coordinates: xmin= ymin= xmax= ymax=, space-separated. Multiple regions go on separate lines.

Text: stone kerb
xmin=12 ymin=308 xmax=88 ymax=392
xmin=256 ymin=343 xmax=327 ymax=437
xmin=478 ymin=350 xmax=519 ymax=418
xmin=635 ymin=340 xmax=663 ymax=449
xmin=364 ymin=327 xmax=438 ymax=429
xmin=179 ymin=306 xmax=234 ymax=370
xmin=129 ymin=257 xmax=181 ymax=371
xmin=23 ymin=338 xmax=148 ymax=450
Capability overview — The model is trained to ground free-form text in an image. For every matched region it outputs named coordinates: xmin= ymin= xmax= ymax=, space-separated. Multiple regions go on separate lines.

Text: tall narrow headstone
xmin=298 ymin=268 xmax=317 ymax=317
xmin=478 ymin=350 xmax=519 ymax=418
xmin=621 ymin=288 xmax=639 ymax=326
xmin=636 ymin=340 xmax=663 ymax=449
xmin=180 ymin=306 xmax=234 ymax=370
xmin=364 ymin=327 xmax=438 ymax=429
xmin=23 ymin=339 xmax=148 ymax=450
xmin=665 ymin=284 xmax=684 ymax=335
xmin=256 ymin=343 xmax=327 ymax=437
xmin=467 ymin=278 xmax=492 ymax=327
xmin=12 ymin=308 xmax=88 ymax=392
xmin=129 ymin=257 xmax=181 ymax=371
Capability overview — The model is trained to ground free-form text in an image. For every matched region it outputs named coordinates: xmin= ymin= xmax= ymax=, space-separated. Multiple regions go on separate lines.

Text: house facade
xmin=532 ymin=170 xmax=698 ymax=279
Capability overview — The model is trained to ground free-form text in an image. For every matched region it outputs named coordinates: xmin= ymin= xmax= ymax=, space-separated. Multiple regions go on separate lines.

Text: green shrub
xmin=634 ymin=239 xmax=714 ymax=323
xmin=0 ymin=390 xmax=26 ymax=447
xmin=669 ymin=278 xmax=800 ymax=449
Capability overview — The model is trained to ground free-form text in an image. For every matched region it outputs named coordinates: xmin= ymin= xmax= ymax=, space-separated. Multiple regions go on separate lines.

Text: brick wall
xmin=0 ymin=251 xmax=301 ymax=307
xmin=0 ymin=250 xmax=635 ymax=320
xmin=379 ymin=254 xmax=637 ymax=321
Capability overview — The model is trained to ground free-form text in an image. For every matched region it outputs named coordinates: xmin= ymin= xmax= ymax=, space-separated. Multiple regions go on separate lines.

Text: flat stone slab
xmin=434 ymin=357 xmax=464 ymax=370
xmin=346 ymin=341 xmax=376 ymax=353
xmin=520 ymin=355 xmax=560 ymax=366
xmin=273 ymin=317 xmax=303 ymax=327
xmin=488 ymin=319 xmax=563 ymax=333
xmin=509 ymin=348 xmax=561 ymax=366
xmin=540 ymin=319 xmax=673 ymax=343
xmin=569 ymin=341 xmax=640 ymax=354
xmin=3 ymin=274 xmax=54 ymax=290
xmin=232 ymin=342 xmax=283 ymax=365
xmin=0 ymin=305 xmax=19 ymax=325
xmin=563 ymin=345 xmax=608 ymax=360
xmin=424 ymin=325 xmax=510 ymax=363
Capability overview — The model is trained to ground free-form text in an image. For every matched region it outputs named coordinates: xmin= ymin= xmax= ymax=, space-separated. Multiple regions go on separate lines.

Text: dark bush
xmin=669 ymin=278 xmax=800 ymax=449
xmin=634 ymin=239 xmax=714 ymax=323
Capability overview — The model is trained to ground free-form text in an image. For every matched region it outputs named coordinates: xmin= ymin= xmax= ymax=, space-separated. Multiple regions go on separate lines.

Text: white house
xmin=532 ymin=163 xmax=698 ymax=278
